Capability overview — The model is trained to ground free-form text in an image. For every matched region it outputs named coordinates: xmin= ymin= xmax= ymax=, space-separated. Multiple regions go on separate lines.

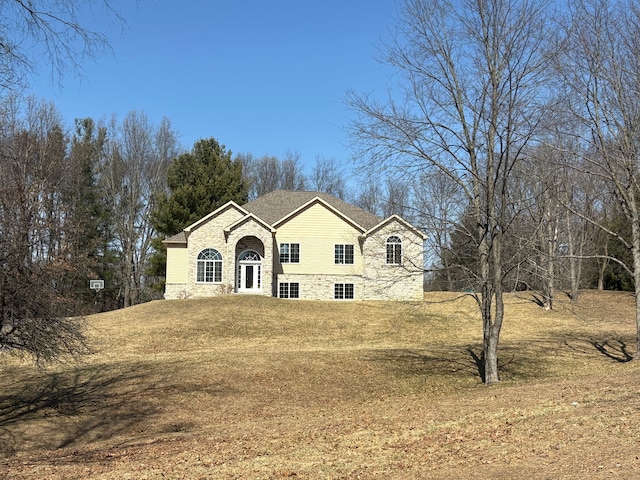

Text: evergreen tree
xmin=148 ymin=138 xmax=249 ymax=288
xmin=65 ymin=118 xmax=117 ymax=312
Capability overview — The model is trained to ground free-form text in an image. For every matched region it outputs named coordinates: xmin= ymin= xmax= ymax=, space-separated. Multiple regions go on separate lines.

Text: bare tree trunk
xmin=566 ymin=209 xmax=580 ymax=302
xmin=596 ymin=243 xmax=609 ymax=291
xmin=630 ymin=206 xmax=640 ymax=360
xmin=542 ymin=193 xmax=558 ymax=310
xmin=483 ymin=285 xmax=504 ymax=385
xmin=481 ymin=261 xmax=505 ymax=384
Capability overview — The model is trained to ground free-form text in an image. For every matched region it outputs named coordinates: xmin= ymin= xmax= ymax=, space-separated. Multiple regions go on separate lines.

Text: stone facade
xmin=225 ymin=216 xmax=274 ymax=297
xmin=362 ymin=219 xmax=425 ymax=301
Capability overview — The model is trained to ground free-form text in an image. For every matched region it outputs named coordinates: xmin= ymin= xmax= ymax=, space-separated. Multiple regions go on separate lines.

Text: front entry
xmin=237 ymin=250 xmax=262 ymax=293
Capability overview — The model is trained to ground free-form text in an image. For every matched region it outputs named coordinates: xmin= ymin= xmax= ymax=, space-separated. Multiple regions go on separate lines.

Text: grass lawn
xmin=1 ymin=290 xmax=640 ymax=479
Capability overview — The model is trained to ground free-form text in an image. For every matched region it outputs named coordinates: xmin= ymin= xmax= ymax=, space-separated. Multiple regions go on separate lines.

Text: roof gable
xmin=223 ymin=213 xmax=276 ymax=235
xmin=184 ymin=201 xmax=248 ymax=233
xmin=242 ymin=190 xmax=382 ymax=231
xmin=272 ymin=196 xmax=365 ymax=232
xmin=364 ymin=214 xmax=427 ymax=240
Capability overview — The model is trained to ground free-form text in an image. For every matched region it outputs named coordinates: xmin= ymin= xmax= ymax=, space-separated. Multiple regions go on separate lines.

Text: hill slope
xmin=2 ymin=291 xmax=640 ymax=479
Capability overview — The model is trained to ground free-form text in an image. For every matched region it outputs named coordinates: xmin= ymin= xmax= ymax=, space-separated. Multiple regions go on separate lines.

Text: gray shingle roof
xmin=242 ymin=190 xmax=383 ymax=231
xmin=164 ymin=231 xmax=187 ymax=244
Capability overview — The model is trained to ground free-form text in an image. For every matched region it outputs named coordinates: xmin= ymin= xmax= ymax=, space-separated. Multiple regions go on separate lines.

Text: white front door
xmin=237 ymin=250 xmax=262 ymax=293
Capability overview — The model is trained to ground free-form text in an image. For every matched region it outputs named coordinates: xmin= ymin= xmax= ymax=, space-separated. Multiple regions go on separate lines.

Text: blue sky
xmin=27 ymin=1 xmax=400 ymax=173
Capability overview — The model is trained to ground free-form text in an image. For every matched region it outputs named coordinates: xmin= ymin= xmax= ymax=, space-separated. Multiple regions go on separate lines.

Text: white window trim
xmin=334 ymin=283 xmax=355 ymax=300
xmin=279 ymin=242 xmax=300 ymax=263
xmin=334 ymin=244 xmax=355 ymax=265
xmin=279 ymin=282 xmax=300 ymax=299
xmin=196 ymin=248 xmax=223 ymax=284
xmin=386 ymin=236 xmax=402 ymax=265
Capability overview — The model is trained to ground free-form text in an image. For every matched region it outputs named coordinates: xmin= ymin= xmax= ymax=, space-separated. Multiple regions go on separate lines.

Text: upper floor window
xmin=279 ymin=243 xmax=300 ymax=263
xmin=386 ymin=236 xmax=402 ymax=265
xmin=335 ymin=244 xmax=354 ymax=264
xmin=197 ymin=248 xmax=222 ymax=283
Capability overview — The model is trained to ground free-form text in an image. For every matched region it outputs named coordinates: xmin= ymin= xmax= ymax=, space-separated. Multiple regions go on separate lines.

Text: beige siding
xmin=166 ymin=245 xmax=188 ymax=284
xmin=276 ymin=202 xmax=363 ymax=275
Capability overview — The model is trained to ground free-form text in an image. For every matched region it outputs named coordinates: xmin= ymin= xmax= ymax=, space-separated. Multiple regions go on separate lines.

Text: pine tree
xmin=148 ymin=138 xmax=249 ymax=288
xmin=64 ymin=118 xmax=116 ymax=312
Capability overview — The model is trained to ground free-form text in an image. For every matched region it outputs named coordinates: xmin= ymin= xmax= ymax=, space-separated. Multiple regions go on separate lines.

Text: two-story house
xmin=163 ymin=190 xmax=425 ymax=301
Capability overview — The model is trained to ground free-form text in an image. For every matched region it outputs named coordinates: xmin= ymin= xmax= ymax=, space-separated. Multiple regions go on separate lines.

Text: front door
xmin=237 ymin=250 xmax=262 ymax=293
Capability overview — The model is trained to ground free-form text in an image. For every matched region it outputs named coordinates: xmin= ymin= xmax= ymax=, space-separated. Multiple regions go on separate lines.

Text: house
xmin=163 ymin=190 xmax=426 ymax=301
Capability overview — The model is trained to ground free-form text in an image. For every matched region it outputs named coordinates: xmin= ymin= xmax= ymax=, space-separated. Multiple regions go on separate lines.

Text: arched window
xmin=239 ymin=250 xmax=261 ymax=262
xmin=197 ymin=248 xmax=223 ymax=283
xmin=386 ymin=236 xmax=402 ymax=265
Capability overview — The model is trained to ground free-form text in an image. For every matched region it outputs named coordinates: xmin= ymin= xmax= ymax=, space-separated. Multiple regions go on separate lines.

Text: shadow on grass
xmin=564 ymin=335 xmax=635 ymax=363
xmin=365 ymin=330 xmax=637 ymax=386
xmin=591 ymin=339 xmax=634 ymax=362
xmin=364 ymin=346 xmax=487 ymax=383
xmin=0 ymin=361 xmax=232 ymax=458
xmin=0 ymin=364 xmax=160 ymax=457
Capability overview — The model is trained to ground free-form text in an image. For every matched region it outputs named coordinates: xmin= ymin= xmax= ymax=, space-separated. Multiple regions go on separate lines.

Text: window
xmin=386 ymin=236 xmax=402 ymax=265
xmin=334 ymin=244 xmax=354 ymax=264
xmin=279 ymin=243 xmax=300 ymax=263
xmin=279 ymin=282 xmax=300 ymax=299
xmin=197 ymin=248 xmax=222 ymax=283
xmin=334 ymin=283 xmax=354 ymax=300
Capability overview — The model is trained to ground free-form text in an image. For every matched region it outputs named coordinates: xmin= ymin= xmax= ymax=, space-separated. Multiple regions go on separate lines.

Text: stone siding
xmin=275 ymin=273 xmax=365 ymax=300
xmin=362 ymin=220 xmax=425 ymax=301
xmin=224 ymin=217 xmax=274 ymax=297
xmin=164 ymin=283 xmax=190 ymax=300
xmin=166 ymin=205 xmax=275 ymax=299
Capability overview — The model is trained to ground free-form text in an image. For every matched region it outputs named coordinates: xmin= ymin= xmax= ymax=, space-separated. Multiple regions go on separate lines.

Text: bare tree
xmin=554 ymin=0 xmax=640 ymax=358
xmin=100 ymin=111 xmax=179 ymax=307
xmin=354 ymin=175 xmax=413 ymax=219
xmin=349 ymin=0 xmax=552 ymax=384
xmin=412 ymin=171 xmax=465 ymax=291
xmin=280 ymin=150 xmax=306 ymax=191
xmin=243 ymin=152 xmax=306 ymax=199
xmin=0 ymin=0 xmax=123 ymax=91
xmin=309 ymin=156 xmax=348 ymax=199
xmin=0 ymin=2 xmax=124 ymax=363
xmin=0 ymin=95 xmax=89 ymax=362
xmin=354 ymin=179 xmax=384 ymax=216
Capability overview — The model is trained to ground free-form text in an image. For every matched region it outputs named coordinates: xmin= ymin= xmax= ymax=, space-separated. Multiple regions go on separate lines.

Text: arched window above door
xmin=239 ymin=250 xmax=261 ymax=262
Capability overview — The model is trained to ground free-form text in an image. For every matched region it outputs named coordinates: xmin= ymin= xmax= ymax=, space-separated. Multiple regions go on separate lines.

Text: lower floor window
xmin=197 ymin=248 xmax=222 ymax=283
xmin=279 ymin=282 xmax=300 ymax=299
xmin=334 ymin=283 xmax=354 ymax=300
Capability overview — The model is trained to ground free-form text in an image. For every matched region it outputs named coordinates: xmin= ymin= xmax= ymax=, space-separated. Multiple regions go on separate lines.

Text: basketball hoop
xmin=89 ymin=279 xmax=104 ymax=292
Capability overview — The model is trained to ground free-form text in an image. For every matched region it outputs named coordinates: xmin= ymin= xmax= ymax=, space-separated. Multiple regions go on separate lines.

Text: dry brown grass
xmin=2 ymin=290 xmax=640 ymax=479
